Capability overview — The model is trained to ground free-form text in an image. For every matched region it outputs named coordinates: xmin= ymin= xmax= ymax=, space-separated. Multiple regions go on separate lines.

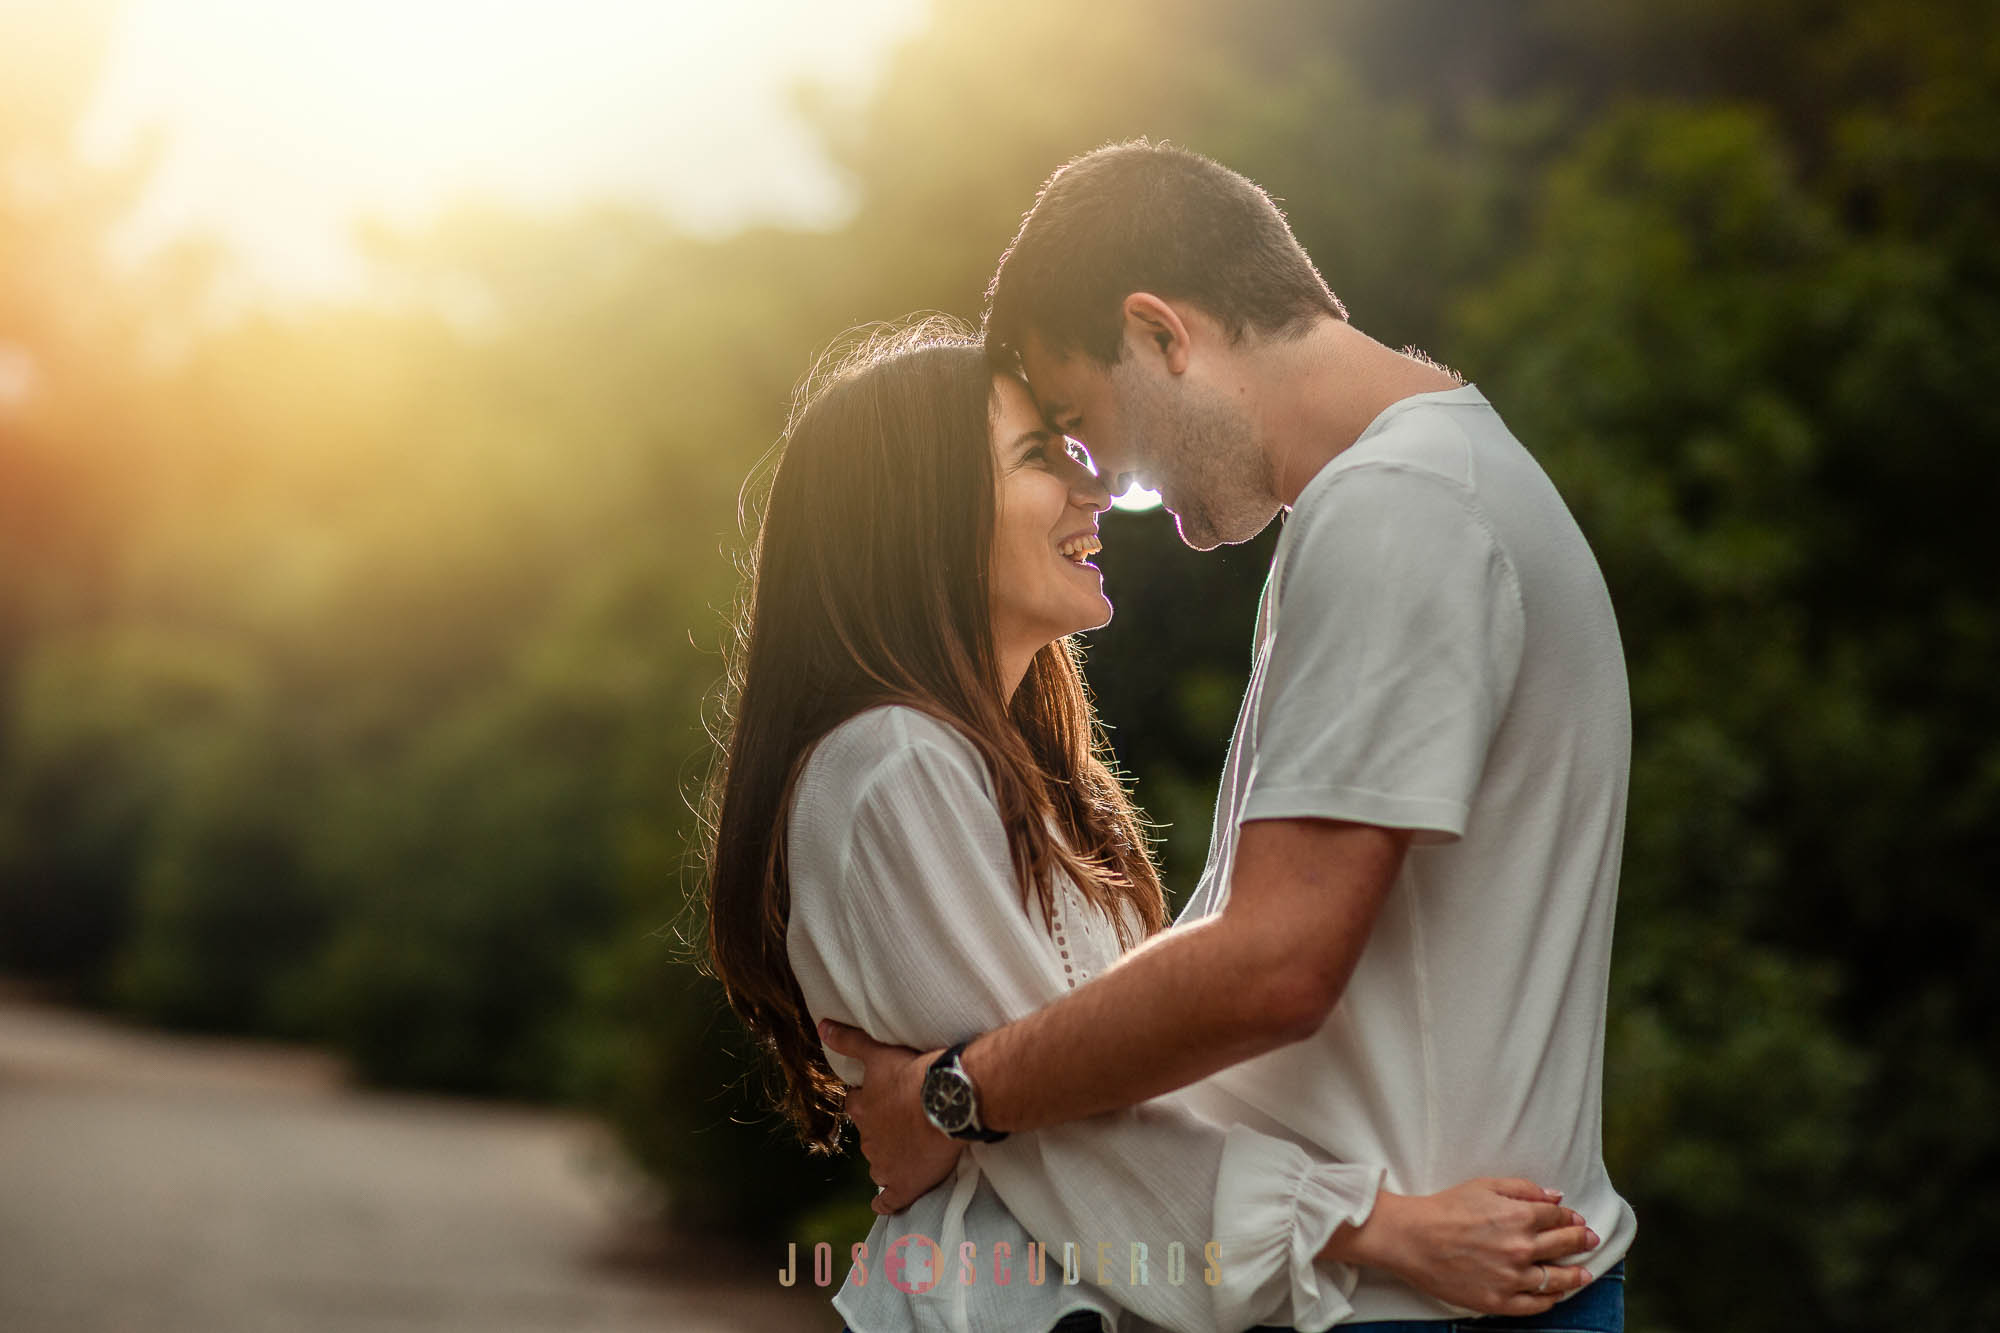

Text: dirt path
xmin=0 ymin=997 xmax=838 ymax=1333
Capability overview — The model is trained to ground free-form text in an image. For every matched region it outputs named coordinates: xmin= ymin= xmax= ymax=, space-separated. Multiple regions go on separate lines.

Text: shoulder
xmin=1275 ymin=410 xmax=1521 ymax=623
xmin=1291 ymin=388 xmax=1523 ymax=538
xmin=799 ymin=705 xmax=993 ymax=813
xmin=789 ymin=706 xmax=989 ymax=894
xmin=1299 ymin=403 xmax=1483 ymax=519
xmin=1286 ymin=458 xmax=1496 ymax=569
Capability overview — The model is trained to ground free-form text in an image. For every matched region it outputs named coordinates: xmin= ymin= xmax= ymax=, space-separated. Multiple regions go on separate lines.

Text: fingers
xmin=871 ymin=1185 xmax=916 ymax=1216
xmin=1524 ymin=1201 xmax=1585 ymax=1233
xmin=818 ymin=1018 xmax=875 ymax=1059
xmin=1496 ymin=1263 xmax=1593 ymax=1316
xmin=866 ymin=1165 xmax=917 ymax=1217
xmin=1512 ymin=1264 xmax=1592 ymax=1304
xmin=1483 ymin=1177 xmax=1565 ymax=1204
xmin=1498 ymin=1293 xmax=1563 ymax=1317
xmin=843 ymin=1095 xmax=877 ymax=1142
xmin=1530 ymin=1225 xmax=1600 ymax=1262
xmin=1540 ymin=1263 xmax=1594 ymax=1294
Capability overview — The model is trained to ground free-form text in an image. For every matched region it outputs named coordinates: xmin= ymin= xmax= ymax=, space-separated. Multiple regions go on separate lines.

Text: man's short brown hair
xmin=983 ymin=139 xmax=1345 ymax=369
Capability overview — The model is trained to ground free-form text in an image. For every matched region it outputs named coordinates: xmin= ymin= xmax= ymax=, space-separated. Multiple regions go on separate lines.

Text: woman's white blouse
xmin=785 ymin=706 xmax=1382 ymax=1333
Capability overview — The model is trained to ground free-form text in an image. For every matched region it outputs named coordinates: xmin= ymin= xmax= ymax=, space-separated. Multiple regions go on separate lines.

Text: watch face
xmin=922 ymin=1065 xmax=976 ymax=1133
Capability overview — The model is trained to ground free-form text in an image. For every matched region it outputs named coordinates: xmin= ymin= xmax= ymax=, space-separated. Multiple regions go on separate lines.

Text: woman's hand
xmin=1321 ymin=1178 xmax=1599 ymax=1317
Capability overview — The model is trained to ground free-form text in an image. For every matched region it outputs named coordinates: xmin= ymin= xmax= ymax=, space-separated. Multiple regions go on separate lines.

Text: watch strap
xmin=929 ymin=1039 xmax=1009 ymax=1143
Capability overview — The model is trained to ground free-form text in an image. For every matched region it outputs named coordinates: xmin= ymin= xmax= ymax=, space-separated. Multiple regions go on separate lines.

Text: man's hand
xmin=1323 ymin=1178 xmax=1599 ymax=1317
xmin=819 ymin=1020 xmax=963 ymax=1214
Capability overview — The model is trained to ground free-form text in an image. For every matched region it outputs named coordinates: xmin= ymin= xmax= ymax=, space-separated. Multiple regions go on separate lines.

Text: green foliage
xmin=299 ymin=552 xmax=710 ymax=1097
xmin=1451 ymin=90 xmax=1999 ymax=1329
xmin=111 ymin=721 xmax=324 ymax=1035
xmin=0 ymin=2 xmax=1994 ymax=1326
xmin=302 ymin=682 xmax=619 ymax=1094
xmin=0 ymin=628 xmax=272 ymax=997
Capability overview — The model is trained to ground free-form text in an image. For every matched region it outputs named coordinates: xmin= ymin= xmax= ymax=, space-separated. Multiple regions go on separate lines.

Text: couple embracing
xmin=704 ymin=141 xmax=1635 ymax=1333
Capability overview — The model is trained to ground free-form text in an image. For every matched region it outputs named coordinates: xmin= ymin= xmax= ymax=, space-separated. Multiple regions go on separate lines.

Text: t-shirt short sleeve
xmin=1240 ymin=460 xmax=1525 ymax=841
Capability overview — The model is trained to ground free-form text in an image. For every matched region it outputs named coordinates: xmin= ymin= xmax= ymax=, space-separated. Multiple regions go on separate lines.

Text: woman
xmin=703 ymin=320 xmax=1600 ymax=1332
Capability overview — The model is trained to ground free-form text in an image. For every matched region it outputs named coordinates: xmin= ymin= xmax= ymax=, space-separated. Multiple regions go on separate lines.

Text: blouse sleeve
xmin=786 ymin=718 xmax=1382 ymax=1333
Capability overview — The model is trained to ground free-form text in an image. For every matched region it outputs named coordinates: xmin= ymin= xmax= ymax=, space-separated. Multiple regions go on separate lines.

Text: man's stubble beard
xmin=1117 ymin=362 xmax=1280 ymax=551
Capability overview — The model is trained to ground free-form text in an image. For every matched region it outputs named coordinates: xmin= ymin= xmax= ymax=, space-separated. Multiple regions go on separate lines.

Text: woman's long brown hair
xmin=700 ymin=318 xmax=1165 ymax=1153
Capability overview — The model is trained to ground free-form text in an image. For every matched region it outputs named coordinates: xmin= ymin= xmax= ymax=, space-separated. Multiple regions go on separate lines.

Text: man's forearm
xmin=956 ymin=817 xmax=1406 ymax=1133
xmin=958 ymin=910 xmax=1311 ymax=1132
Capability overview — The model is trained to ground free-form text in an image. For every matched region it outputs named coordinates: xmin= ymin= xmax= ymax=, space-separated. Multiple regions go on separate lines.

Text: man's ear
xmin=1121 ymin=293 xmax=1193 ymax=375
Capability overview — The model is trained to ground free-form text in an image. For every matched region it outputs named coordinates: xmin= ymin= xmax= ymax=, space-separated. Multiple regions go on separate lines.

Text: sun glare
xmin=1110 ymin=482 xmax=1162 ymax=512
xmin=79 ymin=0 xmax=926 ymax=295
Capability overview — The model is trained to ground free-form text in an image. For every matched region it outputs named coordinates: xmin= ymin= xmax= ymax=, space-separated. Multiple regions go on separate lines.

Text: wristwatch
xmin=921 ymin=1039 xmax=1009 ymax=1142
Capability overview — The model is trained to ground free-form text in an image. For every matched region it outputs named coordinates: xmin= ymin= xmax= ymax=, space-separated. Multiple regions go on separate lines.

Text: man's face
xmin=1020 ymin=332 xmax=1279 ymax=552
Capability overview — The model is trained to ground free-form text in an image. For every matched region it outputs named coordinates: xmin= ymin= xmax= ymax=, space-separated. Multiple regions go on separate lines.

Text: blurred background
xmin=1 ymin=1 xmax=1995 ymax=1330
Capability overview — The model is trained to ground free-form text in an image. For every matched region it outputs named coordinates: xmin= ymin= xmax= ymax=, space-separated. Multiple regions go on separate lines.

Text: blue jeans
xmin=1253 ymin=1259 xmax=1625 ymax=1333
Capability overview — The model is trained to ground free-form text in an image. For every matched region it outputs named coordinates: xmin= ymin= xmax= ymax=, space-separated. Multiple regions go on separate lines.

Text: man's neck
xmin=1251 ymin=320 xmax=1464 ymax=507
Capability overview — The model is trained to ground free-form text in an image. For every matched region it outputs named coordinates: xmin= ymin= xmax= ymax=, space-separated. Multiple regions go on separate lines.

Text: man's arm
xmin=826 ymin=815 xmax=1408 ymax=1209
xmin=974 ymin=816 xmax=1406 ymax=1128
xmin=826 ymin=812 xmax=1603 ymax=1315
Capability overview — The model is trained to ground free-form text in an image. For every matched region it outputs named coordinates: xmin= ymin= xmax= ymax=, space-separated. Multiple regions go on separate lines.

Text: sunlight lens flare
xmin=1110 ymin=481 xmax=1162 ymax=512
xmin=82 ymin=0 xmax=926 ymax=296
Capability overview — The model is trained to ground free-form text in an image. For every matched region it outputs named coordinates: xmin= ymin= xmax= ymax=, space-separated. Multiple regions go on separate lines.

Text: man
xmin=823 ymin=140 xmax=1636 ymax=1330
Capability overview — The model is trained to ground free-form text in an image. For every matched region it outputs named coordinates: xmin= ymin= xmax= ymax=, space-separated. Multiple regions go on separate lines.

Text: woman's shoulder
xmin=803 ymin=703 xmax=989 ymax=798
xmin=788 ymin=705 xmax=997 ymax=890
xmin=812 ymin=700 xmax=984 ymax=772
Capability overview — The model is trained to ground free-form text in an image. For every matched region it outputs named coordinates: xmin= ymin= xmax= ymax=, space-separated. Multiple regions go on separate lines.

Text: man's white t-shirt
xmin=1179 ymin=384 xmax=1639 ymax=1322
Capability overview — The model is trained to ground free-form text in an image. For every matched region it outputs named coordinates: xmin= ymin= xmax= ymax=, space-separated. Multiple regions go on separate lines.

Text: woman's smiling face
xmin=987 ymin=373 xmax=1113 ymax=686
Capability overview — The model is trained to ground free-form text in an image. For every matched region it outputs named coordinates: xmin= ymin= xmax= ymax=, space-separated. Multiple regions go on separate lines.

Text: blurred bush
xmin=0 ymin=629 xmax=278 ymax=999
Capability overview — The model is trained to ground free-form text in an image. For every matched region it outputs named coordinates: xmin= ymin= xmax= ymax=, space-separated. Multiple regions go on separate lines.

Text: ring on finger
xmin=1534 ymin=1264 xmax=1550 ymax=1293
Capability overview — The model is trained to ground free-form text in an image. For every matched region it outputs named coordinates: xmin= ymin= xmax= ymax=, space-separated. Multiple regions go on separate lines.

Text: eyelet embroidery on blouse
xmin=1050 ymin=882 xmax=1075 ymax=988
xmin=1053 ymin=877 xmax=1121 ymax=991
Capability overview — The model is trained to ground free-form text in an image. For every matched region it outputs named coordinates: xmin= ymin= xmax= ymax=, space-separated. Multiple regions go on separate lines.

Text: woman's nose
xmin=1072 ymin=467 xmax=1112 ymax=512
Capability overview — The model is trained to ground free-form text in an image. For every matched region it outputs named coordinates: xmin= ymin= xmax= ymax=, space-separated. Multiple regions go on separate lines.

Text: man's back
xmin=1179 ymin=384 xmax=1637 ymax=1321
